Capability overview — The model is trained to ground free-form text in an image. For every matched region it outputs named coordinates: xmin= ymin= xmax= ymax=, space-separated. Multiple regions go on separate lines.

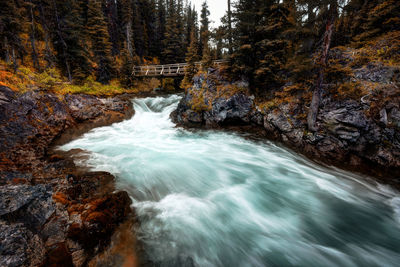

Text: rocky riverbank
xmin=172 ymin=67 xmax=400 ymax=187
xmin=0 ymin=86 xmax=135 ymax=267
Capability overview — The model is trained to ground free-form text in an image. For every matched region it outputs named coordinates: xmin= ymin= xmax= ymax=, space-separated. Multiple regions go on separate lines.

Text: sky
xmin=190 ymin=0 xmax=228 ymax=28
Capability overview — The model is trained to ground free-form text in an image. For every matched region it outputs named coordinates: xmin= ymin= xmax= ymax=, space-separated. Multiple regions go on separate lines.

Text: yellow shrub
xmin=162 ymin=78 xmax=175 ymax=91
xmin=335 ymin=82 xmax=368 ymax=100
xmin=190 ymin=90 xmax=210 ymax=112
xmin=36 ymin=68 xmax=63 ymax=90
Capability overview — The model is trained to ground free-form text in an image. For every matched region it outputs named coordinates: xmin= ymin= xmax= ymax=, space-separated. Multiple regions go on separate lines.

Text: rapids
xmin=60 ymin=95 xmax=400 ymax=267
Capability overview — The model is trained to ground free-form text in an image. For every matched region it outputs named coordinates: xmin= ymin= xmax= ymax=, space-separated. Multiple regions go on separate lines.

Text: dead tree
xmin=307 ymin=17 xmax=335 ymax=132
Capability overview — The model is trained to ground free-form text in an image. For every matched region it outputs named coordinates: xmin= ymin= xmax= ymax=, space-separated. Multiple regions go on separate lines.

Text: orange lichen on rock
xmin=53 ymin=192 xmax=70 ymax=205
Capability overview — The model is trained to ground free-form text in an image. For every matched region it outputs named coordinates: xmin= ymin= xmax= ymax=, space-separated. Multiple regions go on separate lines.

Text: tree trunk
xmin=227 ymin=0 xmax=233 ymax=55
xmin=126 ymin=21 xmax=133 ymax=58
xmin=307 ymin=18 xmax=335 ymax=132
xmin=29 ymin=2 xmax=40 ymax=71
xmin=38 ymin=2 xmax=54 ymax=68
xmin=12 ymin=48 xmax=18 ymax=72
xmin=4 ymin=37 xmax=10 ymax=63
xmin=52 ymin=0 xmax=72 ymax=81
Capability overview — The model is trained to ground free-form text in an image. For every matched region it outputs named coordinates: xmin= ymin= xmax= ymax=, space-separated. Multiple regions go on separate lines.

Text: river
xmin=60 ymin=95 xmax=400 ymax=267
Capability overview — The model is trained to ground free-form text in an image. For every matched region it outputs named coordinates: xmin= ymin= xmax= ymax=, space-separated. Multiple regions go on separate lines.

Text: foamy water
xmin=61 ymin=95 xmax=400 ymax=267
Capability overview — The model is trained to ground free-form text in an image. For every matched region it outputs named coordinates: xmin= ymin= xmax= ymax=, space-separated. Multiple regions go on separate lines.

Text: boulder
xmin=210 ymin=93 xmax=253 ymax=125
xmin=265 ymin=110 xmax=293 ymax=133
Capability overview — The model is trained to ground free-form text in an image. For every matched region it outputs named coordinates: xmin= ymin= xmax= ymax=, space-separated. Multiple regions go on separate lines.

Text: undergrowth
xmin=0 ymin=61 xmax=161 ymax=96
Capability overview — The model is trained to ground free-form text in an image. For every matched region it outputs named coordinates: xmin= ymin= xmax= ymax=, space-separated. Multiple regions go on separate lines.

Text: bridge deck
xmin=132 ymin=60 xmax=228 ymax=77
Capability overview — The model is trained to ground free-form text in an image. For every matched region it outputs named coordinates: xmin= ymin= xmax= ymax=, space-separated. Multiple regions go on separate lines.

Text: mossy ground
xmin=0 ymin=61 xmax=162 ymax=96
xmin=256 ymin=31 xmax=400 ymax=117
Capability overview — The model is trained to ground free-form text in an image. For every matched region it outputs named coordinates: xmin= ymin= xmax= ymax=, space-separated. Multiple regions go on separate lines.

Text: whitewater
xmin=60 ymin=95 xmax=400 ymax=267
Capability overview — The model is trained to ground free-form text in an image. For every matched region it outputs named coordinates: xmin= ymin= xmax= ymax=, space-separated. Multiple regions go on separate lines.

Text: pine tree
xmin=107 ymin=0 xmax=120 ymax=56
xmin=353 ymin=0 xmax=400 ymax=44
xmin=162 ymin=0 xmax=181 ymax=63
xmin=183 ymin=3 xmax=193 ymax=51
xmin=232 ymin=0 xmax=294 ymax=94
xmin=120 ymin=41 xmax=140 ymax=87
xmin=154 ymin=0 xmax=166 ymax=60
xmin=201 ymin=35 xmax=212 ymax=71
xmin=144 ymin=0 xmax=158 ymax=58
xmin=214 ymin=25 xmax=226 ymax=59
xmin=231 ymin=0 xmax=262 ymax=91
xmin=37 ymin=0 xmax=56 ymax=68
xmin=227 ymin=0 xmax=233 ymax=55
xmin=254 ymin=3 xmax=293 ymax=94
xmin=87 ymin=0 xmax=114 ymax=84
xmin=199 ymin=1 xmax=210 ymax=58
xmin=0 ymin=0 xmax=25 ymax=70
xmin=182 ymin=30 xmax=199 ymax=87
xmin=175 ymin=0 xmax=186 ymax=62
xmin=25 ymin=0 xmax=41 ymax=70
xmin=119 ymin=0 xmax=139 ymax=86
xmin=51 ymin=0 xmax=91 ymax=81
xmin=132 ymin=0 xmax=146 ymax=58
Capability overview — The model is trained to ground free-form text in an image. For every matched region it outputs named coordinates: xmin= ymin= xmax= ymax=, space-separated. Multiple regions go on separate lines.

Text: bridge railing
xmin=132 ymin=60 xmax=229 ymax=77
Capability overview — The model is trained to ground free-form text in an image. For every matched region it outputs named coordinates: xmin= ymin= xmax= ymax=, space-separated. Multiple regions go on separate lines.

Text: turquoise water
xmin=61 ymin=95 xmax=400 ymax=267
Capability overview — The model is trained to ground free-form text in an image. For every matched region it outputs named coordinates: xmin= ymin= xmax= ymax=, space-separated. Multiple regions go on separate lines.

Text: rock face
xmin=0 ymin=184 xmax=53 ymax=267
xmin=173 ymin=71 xmax=400 ymax=186
xmin=0 ymin=86 xmax=134 ymax=171
xmin=172 ymin=72 xmax=253 ymax=127
xmin=0 ymin=86 xmax=134 ymax=266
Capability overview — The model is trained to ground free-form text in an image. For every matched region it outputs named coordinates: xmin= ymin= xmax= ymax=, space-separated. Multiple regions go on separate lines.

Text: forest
xmin=0 ymin=0 xmax=399 ymax=95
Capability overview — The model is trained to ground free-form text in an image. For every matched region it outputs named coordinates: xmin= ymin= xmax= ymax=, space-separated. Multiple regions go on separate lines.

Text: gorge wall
xmin=0 ymin=86 xmax=135 ymax=267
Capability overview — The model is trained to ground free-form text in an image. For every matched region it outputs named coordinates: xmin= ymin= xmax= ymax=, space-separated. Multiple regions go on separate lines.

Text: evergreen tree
xmin=199 ymin=1 xmax=210 ymax=58
xmin=227 ymin=0 xmax=233 ymax=55
xmin=51 ymin=0 xmax=91 ymax=81
xmin=183 ymin=3 xmax=194 ymax=51
xmin=132 ymin=0 xmax=146 ymax=58
xmin=119 ymin=0 xmax=139 ymax=86
xmin=0 ymin=0 xmax=24 ymax=70
xmin=182 ymin=30 xmax=199 ymax=86
xmin=87 ymin=0 xmax=114 ymax=84
xmin=162 ymin=0 xmax=181 ymax=63
xmin=36 ymin=0 xmax=57 ymax=68
xmin=25 ymin=0 xmax=41 ymax=70
xmin=144 ymin=0 xmax=158 ymax=58
xmin=155 ymin=0 xmax=166 ymax=60
xmin=201 ymin=34 xmax=212 ymax=71
xmin=175 ymin=0 xmax=186 ymax=62
xmin=353 ymin=0 xmax=400 ymax=44
xmin=213 ymin=25 xmax=226 ymax=59
xmin=107 ymin=0 xmax=120 ymax=56
xmin=254 ymin=3 xmax=293 ymax=94
xmin=232 ymin=0 xmax=294 ymax=94
xmin=231 ymin=0 xmax=263 ymax=91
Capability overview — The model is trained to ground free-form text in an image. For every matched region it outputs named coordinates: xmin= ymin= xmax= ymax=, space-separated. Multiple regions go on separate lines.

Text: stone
xmin=211 ymin=93 xmax=253 ymax=125
xmin=266 ymin=110 xmax=293 ymax=133
xmin=388 ymin=107 xmax=400 ymax=128
xmin=0 ymin=221 xmax=46 ymax=267
xmin=0 ymin=184 xmax=55 ymax=230
xmin=380 ymin=108 xmax=388 ymax=126
xmin=0 ymin=86 xmax=135 ymax=266
xmin=354 ymin=63 xmax=400 ymax=84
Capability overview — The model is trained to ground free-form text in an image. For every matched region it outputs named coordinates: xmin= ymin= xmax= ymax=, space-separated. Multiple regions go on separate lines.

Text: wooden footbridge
xmin=132 ymin=60 xmax=228 ymax=77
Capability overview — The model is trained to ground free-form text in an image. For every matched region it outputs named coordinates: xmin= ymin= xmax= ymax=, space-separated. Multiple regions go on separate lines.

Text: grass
xmin=58 ymin=76 xmax=131 ymax=96
xmin=0 ymin=61 xmax=161 ymax=96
